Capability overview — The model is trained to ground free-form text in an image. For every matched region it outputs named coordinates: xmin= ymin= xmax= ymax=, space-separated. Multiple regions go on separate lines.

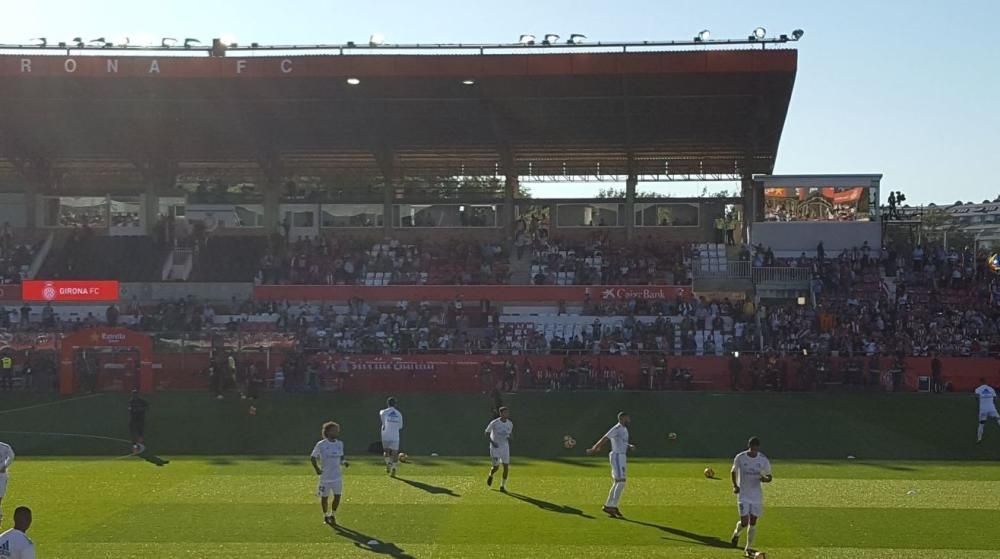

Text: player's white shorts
xmin=0 ymin=473 xmax=7 ymax=498
xmin=738 ymin=500 xmax=763 ymax=518
xmin=979 ymin=408 xmax=1000 ymax=422
xmin=317 ymin=478 xmax=343 ymax=497
xmin=609 ymin=452 xmax=627 ymax=480
xmin=490 ymin=444 xmax=510 ymax=466
xmin=382 ymin=438 xmax=399 ymax=452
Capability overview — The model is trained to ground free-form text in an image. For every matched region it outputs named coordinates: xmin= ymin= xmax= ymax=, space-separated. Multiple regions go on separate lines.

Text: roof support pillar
xmin=9 ymin=157 xmax=55 ymax=232
xmin=256 ymin=153 xmax=284 ymax=236
xmin=143 ymin=181 xmax=160 ymax=236
xmin=625 ymin=174 xmax=638 ymax=240
xmin=504 ymin=175 xmax=518 ymax=244
xmin=740 ymin=174 xmax=755 ymax=246
xmin=263 ymin=179 xmax=282 ymax=236
xmin=382 ymin=177 xmax=395 ymax=238
xmin=23 ymin=181 xmax=39 ymax=231
xmin=133 ymin=160 xmax=177 ymax=236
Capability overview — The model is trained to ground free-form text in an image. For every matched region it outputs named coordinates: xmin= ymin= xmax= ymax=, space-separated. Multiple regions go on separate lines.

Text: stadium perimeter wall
xmin=150 ymin=353 xmax=993 ymax=393
xmin=1 ymin=391 xmax=996 ymax=462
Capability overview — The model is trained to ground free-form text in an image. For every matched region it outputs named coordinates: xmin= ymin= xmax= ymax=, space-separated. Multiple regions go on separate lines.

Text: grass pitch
xmin=7 ymin=455 xmax=1000 ymax=558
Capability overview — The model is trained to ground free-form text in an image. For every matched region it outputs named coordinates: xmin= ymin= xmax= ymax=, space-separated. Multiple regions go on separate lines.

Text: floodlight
xmin=695 ymin=30 xmax=710 ymax=42
xmin=791 ymin=29 xmax=804 ymax=40
xmin=346 ymin=78 xmax=361 ymax=85
xmin=519 ymin=34 xmax=535 ymax=45
xmin=753 ymin=27 xmax=766 ymax=40
xmin=30 ymin=37 xmax=47 ymax=47
xmin=161 ymin=37 xmax=177 ymax=47
xmin=183 ymin=38 xmax=201 ymax=48
xmin=568 ymin=34 xmax=586 ymax=44
xmin=542 ymin=34 xmax=560 ymax=45
xmin=369 ymin=33 xmax=385 ymax=47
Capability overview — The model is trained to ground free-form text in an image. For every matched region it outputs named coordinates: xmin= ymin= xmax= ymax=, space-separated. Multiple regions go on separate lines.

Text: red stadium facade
xmin=3 ymin=44 xmax=952 ymax=398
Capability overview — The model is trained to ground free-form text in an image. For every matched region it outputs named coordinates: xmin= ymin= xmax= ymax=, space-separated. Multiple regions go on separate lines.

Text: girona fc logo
xmin=42 ymin=282 xmax=57 ymax=301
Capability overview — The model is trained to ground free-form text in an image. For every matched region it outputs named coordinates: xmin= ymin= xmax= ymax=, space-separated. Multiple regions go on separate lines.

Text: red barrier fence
xmin=0 ymin=284 xmax=20 ymax=301
xmin=252 ymin=284 xmax=691 ymax=303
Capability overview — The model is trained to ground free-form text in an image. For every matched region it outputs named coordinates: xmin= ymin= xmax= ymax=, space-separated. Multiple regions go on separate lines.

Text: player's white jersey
xmin=379 ymin=407 xmax=404 ymax=440
xmin=975 ymin=384 xmax=998 ymax=414
xmin=0 ymin=442 xmax=13 ymax=472
xmin=0 ymin=528 xmax=35 ymax=559
xmin=485 ymin=418 xmax=514 ymax=447
xmin=732 ymin=451 xmax=772 ymax=504
xmin=604 ymin=423 xmax=630 ymax=454
xmin=310 ymin=439 xmax=345 ymax=483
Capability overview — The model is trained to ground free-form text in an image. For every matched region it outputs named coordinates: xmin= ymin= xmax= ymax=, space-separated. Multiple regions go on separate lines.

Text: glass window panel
xmin=321 ymin=204 xmax=384 ymax=227
xmin=395 ymin=204 xmax=499 ymax=227
xmin=634 ymin=203 xmax=700 ymax=227
xmin=555 ymin=203 xmax=623 ymax=227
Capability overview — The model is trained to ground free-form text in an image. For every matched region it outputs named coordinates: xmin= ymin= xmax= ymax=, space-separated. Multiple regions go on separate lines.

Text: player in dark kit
xmin=128 ymin=390 xmax=149 ymax=454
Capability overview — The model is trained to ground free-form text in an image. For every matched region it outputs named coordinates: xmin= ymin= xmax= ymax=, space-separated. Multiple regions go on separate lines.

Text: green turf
xmin=5 ymin=456 xmax=1000 ymax=558
xmin=3 ymin=391 xmax=1000 ymax=557
xmin=2 ymin=391 xmax=999 ymax=460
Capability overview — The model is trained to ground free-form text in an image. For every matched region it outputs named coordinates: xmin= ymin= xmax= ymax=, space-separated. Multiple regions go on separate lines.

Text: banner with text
xmin=21 ymin=280 xmax=120 ymax=302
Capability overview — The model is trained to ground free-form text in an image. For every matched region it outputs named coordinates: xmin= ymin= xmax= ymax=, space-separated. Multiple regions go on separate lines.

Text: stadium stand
xmin=0 ymin=226 xmax=40 ymax=285
xmin=191 ymin=236 xmax=270 ymax=282
xmin=38 ymin=232 xmax=164 ymax=282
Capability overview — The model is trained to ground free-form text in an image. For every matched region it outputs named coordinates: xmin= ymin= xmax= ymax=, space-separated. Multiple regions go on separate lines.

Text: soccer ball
xmin=563 ymin=435 xmax=577 ymax=449
xmin=667 ymin=432 xmax=678 ymax=441
xmin=754 ymin=552 xmax=767 ymax=559
xmin=703 ymin=467 xmax=714 ymax=479
xmin=248 ymin=405 xmax=257 ymax=416
xmin=398 ymin=452 xmax=408 ymax=463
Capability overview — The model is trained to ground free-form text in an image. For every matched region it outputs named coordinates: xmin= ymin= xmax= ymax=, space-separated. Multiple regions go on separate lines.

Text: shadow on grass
xmin=140 ymin=452 xmax=170 ymax=467
xmin=332 ymin=524 xmax=415 ymax=558
xmin=545 ymin=457 xmax=600 ymax=468
xmin=854 ymin=461 xmax=917 ymax=472
xmin=396 ymin=477 xmax=461 ymax=497
xmin=503 ymin=491 xmax=594 ymax=519
xmin=620 ymin=518 xmax=732 ymax=549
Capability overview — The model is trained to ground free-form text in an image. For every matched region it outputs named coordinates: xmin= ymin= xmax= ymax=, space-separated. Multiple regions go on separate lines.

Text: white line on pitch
xmin=0 ymin=430 xmax=134 ymax=445
xmin=0 ymin=393 xmax=104 ymax=416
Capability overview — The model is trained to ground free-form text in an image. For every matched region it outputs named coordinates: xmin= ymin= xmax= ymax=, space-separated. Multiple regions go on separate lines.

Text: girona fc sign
xmin=21 ymin=280 xmax=120 ymax=302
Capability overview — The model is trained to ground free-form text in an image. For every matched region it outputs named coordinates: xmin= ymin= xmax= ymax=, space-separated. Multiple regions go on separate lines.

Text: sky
xmin=3 ymin=0 xmax=999 ymax=204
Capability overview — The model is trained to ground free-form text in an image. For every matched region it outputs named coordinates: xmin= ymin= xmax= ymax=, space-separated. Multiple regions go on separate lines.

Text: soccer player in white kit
xmin=379 ymin=397 xmax=404 ymax=477
xmin=310 ymin=421 xmax=348 ymax=526
xmin=587 ymin=411 xmax=634 ymax=518
xmin=975 ymin=377 xmax=1000 ymax=443
xmin=0 ymin=441 xmax=13 ymax=526
xmin=0 ymin=506 xmax=34 ymax=558
xmin=731 ymin=436 xmax=772 ymax=558
xmin=484 ymin=406 xmax=514 ymax=491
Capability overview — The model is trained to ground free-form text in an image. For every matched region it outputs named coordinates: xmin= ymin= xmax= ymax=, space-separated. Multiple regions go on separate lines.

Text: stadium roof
xmin=0 ymin=49 xmax=797 ymax=185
